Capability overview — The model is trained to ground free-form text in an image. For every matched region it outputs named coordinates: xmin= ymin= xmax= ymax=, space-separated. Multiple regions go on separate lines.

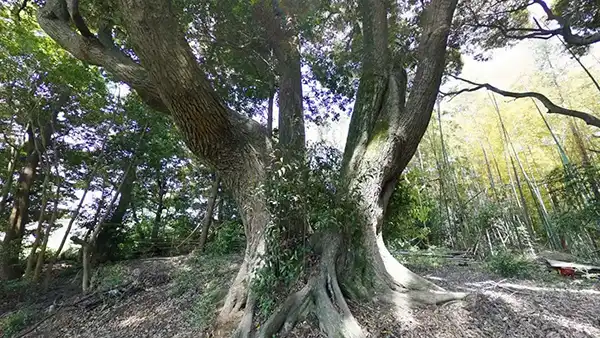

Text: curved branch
xmin=36 ymin=0 xmax=167 ymax=113
xmin=447 ymin=76 xmax=600 ymax=128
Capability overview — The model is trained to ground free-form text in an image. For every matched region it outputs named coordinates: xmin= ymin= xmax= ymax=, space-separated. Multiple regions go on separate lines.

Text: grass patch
xmin=0 ymin=279 xmax=37 ymax=307
xmin=0 ymin=307 xmax=34 ymax=337
xmin=185 ymin=280 xmax=227 ymax=331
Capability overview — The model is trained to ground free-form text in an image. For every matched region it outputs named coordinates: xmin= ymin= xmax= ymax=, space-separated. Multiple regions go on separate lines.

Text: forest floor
xmin=2 ymin=252 xmax=600 ymax=338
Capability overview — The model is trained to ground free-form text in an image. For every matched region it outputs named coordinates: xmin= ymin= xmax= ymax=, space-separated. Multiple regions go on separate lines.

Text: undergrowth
xmin=91 ymin=264 xmax=128 ymax=290
xmin=203 ymin=220 xmax=245 ymax=256
xmin=172 ymin=253 xmax=239 ymax=331
xmin=484 ymin=249 xmax=560 ymax=281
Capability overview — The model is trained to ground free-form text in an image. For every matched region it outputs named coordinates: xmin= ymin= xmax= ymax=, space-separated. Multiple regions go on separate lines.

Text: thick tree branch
xmin=36 ymin=0 xmax=167 ymax=113
xmin=111 ymin=0 xmax=272 ymax=187
xmin=446 ymin=76 xmax=600 ymax=128
xmin=465 ymin=22 xmax=559 ymax=41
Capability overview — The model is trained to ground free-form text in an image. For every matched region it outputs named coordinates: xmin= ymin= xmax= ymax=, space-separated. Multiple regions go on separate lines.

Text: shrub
xmin=485 ymin=250 xmax=537 ymax=278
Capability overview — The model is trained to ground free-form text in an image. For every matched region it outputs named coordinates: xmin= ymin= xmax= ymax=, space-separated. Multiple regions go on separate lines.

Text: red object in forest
xmin=558 ymin=267 xmax=575 ymax=278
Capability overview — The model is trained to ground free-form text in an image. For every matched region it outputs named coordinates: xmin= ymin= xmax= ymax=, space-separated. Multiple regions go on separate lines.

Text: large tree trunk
xmin=37 ymin=0 xmax=465 ymax=335
xmin=337 ymin=0 xmax=463 ymax=298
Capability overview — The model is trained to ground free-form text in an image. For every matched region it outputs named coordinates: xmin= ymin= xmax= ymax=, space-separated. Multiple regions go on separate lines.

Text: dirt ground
xmin=5 ymin=256 xmax=600 ymax=338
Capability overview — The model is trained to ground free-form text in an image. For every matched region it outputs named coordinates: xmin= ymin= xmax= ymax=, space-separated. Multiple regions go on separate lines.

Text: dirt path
xmin=391 ymin=265 xmax=600 ymax=338
xmin=11 ymin=258 xmax=600 ymax=337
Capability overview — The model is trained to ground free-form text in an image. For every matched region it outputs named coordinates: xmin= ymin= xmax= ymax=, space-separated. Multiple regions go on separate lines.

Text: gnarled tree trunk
xmin=37 ymin=0 xmax=466 ymax=335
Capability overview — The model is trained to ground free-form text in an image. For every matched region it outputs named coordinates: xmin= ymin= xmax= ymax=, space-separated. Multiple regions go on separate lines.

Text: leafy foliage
xmin=204 ymin=220 xmax=246 ymax=256
xmin=384 ymin=169 xmax=440 ymax=249
xmin=92 ymin=264 xmax=127 ymax=290
xmin=0 ymin=307 xmax=34 ymax=338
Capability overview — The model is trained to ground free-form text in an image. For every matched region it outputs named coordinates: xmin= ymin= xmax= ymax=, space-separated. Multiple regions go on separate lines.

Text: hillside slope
xmin=4 ymin=255 xmax=600 ymax=338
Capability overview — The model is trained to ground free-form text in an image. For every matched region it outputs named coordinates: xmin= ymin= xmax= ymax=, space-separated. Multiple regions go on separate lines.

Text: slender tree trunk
xmin=437 ymin=102 xmax=466 ymax=245
xmin=267 ymin=86 xmax=275 ymax=138
xmin=0 ymin=137 xmax=20 ymax=218
xmin=0 ymin=97 xmax=62 ymax=280
xmin=43 ymin=136 xmax=107 ymax=287
xmin=94 ymin=165 xmax=136 ymax=263
xmin=78 ymin=128 xmax=146 ymax=292
xmin=482 ymin=146 xmax=497 ymax=197
xmin=33 ymin=182 xmax=61 ymax=281
xmin=198 ymin=174 xmax=221 ymax=252
xmin=34 ymin=134 xmax=63 ymax=281
xmin=255 ymin=1 xmax=305 ymax=158
xmin=428 ymin=125 xmax=453 ymax=246
xmin=510 ymin=157 xmax=535 ymax=235
xmin=570 ymin=121 xmax=600 ymax=201
xmin=24 ymin=164 xmax=51 ymax=278
xmin=150 ymin=170 xmax=167 ymax=248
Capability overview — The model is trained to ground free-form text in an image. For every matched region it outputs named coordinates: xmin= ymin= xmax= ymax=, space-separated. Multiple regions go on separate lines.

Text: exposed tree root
xmin=215 ymin=234 xmax=469 ymax=338
xmin=376 ymin=236 xmax=444 ymax=292
xmin=214 ymin=258 xmax=253 ymax=338
xmin=408 ymin=289 xmax=468 ymax=305
xmin=256 ymin=235 xmax=365 ymax=338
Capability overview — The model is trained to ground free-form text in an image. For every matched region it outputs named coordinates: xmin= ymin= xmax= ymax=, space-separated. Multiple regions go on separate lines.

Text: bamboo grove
xmin=386 ymin=40 xmax=600 ymax=261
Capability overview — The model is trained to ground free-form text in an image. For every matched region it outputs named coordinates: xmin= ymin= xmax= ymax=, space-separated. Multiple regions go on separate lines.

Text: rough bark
xmin=340 ymin=0 xmax=461 ymax=292
xmin=198 ymin=174 xmax=221 ymax=252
